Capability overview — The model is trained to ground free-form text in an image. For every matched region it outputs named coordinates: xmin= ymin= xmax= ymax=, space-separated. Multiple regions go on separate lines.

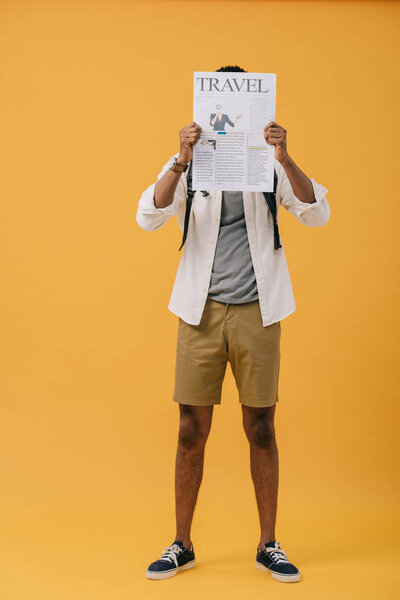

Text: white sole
xmin=145 ymin=559 xmax=196 ymax=580
xmin=256 ymin=560 xmax=301 ymax=582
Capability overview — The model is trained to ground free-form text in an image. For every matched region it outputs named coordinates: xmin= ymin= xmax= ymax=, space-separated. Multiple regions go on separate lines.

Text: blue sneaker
xmin=256 ymin=540 xmax=301 ymax=582
xmin=145 ymin=540 xmax=196 ymax=580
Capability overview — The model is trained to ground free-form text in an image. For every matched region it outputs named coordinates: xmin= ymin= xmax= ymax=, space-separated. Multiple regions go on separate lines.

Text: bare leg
xmin=242 ymin=404 xmax=279 ymax=548
xmin=175 ymin=403 xmax=214 ymax=549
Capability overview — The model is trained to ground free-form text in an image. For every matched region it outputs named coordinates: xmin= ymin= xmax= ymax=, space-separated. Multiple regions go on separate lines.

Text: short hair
xmin=216 ymin=65 xmax=247 ymax=72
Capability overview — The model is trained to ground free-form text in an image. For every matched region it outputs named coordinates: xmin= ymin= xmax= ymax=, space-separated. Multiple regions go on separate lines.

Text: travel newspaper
xmin=192 ymin=71 xmax=277 ymax=192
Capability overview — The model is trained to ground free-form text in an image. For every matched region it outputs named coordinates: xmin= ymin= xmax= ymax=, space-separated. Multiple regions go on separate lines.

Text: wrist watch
xmin=169 ymin=158 xmax=189 ymax=173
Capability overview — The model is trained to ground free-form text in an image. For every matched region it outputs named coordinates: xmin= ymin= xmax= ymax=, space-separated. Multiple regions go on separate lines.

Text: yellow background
xmin=1 ymin=0 xmax=399 ymax=598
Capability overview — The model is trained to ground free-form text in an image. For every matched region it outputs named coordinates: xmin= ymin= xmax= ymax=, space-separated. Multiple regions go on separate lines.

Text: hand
xmin=179 ymin=122 xmax=202 ymax=164
xmin=264 ymin=121 xmax=288 ymax=163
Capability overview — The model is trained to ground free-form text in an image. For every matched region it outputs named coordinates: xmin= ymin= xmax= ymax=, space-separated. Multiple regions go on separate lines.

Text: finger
xmin=265 ymin=131 xmax=282 ymax=138
xmin=265 ymin=138 xmax=284 ymax=145
xmin=264 ymin=122 xmax=283 ymax=129
xmin=185 ymin=127 xmax=200 ymax=135
xmin=264 ymin=126 xmax=284 ymax=134
xmin=267 ymin=133 xmax=285 ymax=139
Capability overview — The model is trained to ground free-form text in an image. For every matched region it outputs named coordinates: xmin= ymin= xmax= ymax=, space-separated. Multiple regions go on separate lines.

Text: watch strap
xmin=170 ymin=158 xmax=189 ymax=173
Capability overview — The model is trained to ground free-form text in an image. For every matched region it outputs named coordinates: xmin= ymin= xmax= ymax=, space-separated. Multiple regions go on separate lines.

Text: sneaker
xmin=256 ymin=540 xmax=301 ymax=582
xmin=145 ymin=540 xmax=196 ymax=580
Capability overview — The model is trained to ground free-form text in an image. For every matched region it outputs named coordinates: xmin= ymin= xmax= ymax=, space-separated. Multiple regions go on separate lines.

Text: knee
xmin=178 ymin=410 xmax=210 ymax=451
xmin=244 ymin=417 xmax=276 ymax=449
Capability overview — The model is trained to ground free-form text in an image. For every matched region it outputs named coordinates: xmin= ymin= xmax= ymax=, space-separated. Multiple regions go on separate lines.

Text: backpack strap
xmin=178 ymin=160 xmax=209 ymax=251
xmin=262 ymin=169 xmax=282 ymax=250
xmin=178 ymin=159 xmax=195 ymax=251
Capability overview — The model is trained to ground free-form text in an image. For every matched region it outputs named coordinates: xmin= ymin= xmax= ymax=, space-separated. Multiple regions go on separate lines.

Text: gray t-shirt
xmin=207 ymin=190 xmax=259 ymax=303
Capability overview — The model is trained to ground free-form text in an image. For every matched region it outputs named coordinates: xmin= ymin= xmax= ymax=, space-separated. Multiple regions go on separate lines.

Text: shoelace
xmin=264 ymin=542 xmax=290 ymax=565
xmin=159 ymin=543 xmax=183 ymax=567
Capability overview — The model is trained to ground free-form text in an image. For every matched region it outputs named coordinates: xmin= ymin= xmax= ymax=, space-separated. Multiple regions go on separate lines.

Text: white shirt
xmin=136 ymin=153 xmax=330 ymax=327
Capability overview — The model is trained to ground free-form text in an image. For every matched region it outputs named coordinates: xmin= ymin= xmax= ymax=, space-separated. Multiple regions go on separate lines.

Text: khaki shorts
xmin=172 ymin=298 xmax=281 ymax=408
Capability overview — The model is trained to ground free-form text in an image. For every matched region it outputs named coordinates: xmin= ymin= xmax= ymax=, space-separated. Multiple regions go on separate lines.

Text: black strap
xmin=179 ymin=161 xmax=281 ymax=251
xmin=178 ymin=159 xmax=195 ymax=251
xmin=262 ymin=169 xmax=282 ymax=250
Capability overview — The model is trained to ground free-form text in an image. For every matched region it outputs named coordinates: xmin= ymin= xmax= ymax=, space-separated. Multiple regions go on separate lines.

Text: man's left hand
xmin=264 ymin=121 xmax=288 ymax=164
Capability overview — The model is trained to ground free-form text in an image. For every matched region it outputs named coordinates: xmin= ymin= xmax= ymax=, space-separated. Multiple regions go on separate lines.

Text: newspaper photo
xmin=192 ymin=71 xmax=277 ymax=192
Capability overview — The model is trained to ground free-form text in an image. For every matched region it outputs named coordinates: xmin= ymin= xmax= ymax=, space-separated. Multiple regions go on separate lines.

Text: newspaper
xmin=192 ymin=71 xmax=277 ymax=192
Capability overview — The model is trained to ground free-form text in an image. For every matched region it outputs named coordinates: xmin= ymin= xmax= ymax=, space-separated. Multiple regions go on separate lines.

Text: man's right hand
xmin=178 ymin=122 xmax=201 ymax=164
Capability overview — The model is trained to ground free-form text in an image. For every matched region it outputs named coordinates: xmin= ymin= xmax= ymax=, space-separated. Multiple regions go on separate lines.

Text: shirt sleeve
xmin=136 ymin=154 xmax=188 ymax=231
xmin=210 ymin=113 xmax=216 ymax=126
xmin=225 ymin=115 xmax=235 ymax=128
xmin=276 ymin=160 xmax=330 ymax=226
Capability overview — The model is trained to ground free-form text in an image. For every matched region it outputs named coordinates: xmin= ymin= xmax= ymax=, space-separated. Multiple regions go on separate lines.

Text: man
xmin=210 ymin=104 xmax=243 ymax=130
xmin=136 ymin=66 xmax=330 ymax=583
